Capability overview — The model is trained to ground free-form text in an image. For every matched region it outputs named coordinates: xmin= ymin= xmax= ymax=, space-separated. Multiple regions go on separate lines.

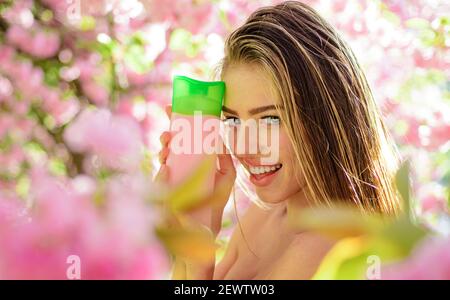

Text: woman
xmin=157 ymin=1 xmax=400 ymax=279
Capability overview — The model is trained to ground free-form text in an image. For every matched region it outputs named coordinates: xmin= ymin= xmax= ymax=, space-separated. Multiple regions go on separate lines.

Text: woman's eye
xmin=222 ymin=116 xmax=241 ymax=126
xmin=260 ymin=116 xmax=280 ymax=125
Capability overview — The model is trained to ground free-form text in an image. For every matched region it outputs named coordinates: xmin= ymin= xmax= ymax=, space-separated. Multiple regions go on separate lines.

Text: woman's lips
xmin=248 ymin=164 xmax=282 ymax=187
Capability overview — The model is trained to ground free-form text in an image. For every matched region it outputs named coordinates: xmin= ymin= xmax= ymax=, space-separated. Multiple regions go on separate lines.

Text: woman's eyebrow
xmin=222 ymin=104 xmax=283 ymax=116
xmin=222 ymin=106 xmax=238 ymax=115
xmin=248 ymin=104 xmax=283 ymax=115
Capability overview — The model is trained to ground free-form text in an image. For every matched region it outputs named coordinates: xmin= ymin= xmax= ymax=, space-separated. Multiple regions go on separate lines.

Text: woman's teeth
xmin=249 ymin=164 xmax=282 ymax=175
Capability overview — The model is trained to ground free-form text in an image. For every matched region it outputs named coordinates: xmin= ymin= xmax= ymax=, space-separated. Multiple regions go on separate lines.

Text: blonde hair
xmin=214 ymin=1 xmax=401 ymax=215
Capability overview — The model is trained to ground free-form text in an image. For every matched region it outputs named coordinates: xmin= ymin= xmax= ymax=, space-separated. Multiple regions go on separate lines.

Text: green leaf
xmin=287 ymin=204 xmax=385 ymax=239
xmin=155 ymin=225 xmax=216 ymax=265
xmin=15 ymin=175 xmax=30 ymax=199
xmin=169 ymin=28 xmax=192 ymax=51
xmin=123 ymin=35 xmax=153 ymax=74
xmin=310 ymin=162 xmax=431 ymax=279
xmin=79 ymin=16 xmax=96 ymax=31
xmin=405 ymin=18 xmax=430 ymax=30
xmin=312 ymin=237 xmax=368 ymax=279
xmin=166 ymin=155 xmax=217 ymax=213
xmin=48 ymin=158 xmax=67 ymax=177
xmin=395 ymin=161 xmax=411 ymax=215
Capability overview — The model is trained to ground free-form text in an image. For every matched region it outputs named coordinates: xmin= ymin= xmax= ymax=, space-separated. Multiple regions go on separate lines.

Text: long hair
xmin=215 ymin=1 xmax=401 ymax=215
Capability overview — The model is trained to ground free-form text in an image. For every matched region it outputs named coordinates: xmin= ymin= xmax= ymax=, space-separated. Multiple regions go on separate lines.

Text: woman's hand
xmin=155 ymin=105 xmax=236 ymax=238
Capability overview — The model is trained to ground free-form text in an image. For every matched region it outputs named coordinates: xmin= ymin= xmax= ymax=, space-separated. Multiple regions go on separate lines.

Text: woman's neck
xmin=286 ymin=185 xmax=311 ymax=214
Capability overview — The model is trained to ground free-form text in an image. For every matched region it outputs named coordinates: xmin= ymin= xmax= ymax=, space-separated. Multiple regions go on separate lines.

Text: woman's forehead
xmin=223 ymin=63 xmax=279 ymax=112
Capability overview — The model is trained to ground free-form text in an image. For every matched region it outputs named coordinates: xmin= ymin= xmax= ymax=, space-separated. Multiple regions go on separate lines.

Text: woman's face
xmin=222 ymin=63 xmax=304 ymax=204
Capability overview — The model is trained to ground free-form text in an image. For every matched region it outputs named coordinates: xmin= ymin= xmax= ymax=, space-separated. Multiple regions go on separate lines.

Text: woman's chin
xmin=254 ymin=189 xmax=285 ymax=204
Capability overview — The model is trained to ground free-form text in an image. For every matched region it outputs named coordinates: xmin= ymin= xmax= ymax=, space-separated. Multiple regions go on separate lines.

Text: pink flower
xmin=413 ymin=49 xmax=450 ymax=71
xmin=8 ymin=60 xmax=44 ymax=100
xmin=0 ymin=76 xmax=13 ymax=101
xmin=0 ymin=168 xmax=169 ymax=279
xmin=7 ymin=25 xmax=60 ymax=59
xmin=421 ymin=195 xmax=448 ymax=213
xmin=427 ymin=124 xmax=450 ymax=151
xmin=125 ymin=67 xmax=152 ymax=87
xmin=383 ymin=236 xmax=450 ymax=280
xmin=144 ymin=86 xmax=171 ymax=107
xmin=6 ymin=24 xmax=30 ymax=50
xmin=74 ymin=55 xmax=102 ymax=81
xmin=145 ymin=0 xmax=214 ymax=34
xmin=115 ymin=95 xmax=134 ymax=117
xmin=80 ymin=80 xmax=109 ymax=107
xmin=27 ymin=30 xmax=60 ymax=59
xmin=0 ymin=194 xmax=27 ymax=230
xmin=398 ymin=115 xmax=423 ymax=147
xmin=64 ymin=108 xmax=144 ymax=172
xmin=41 ymin=90 xmax=80 ymax=126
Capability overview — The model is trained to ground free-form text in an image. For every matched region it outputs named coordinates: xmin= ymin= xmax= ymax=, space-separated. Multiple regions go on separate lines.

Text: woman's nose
xmin=223 ymin=123 xmax=280 ymax=164
xmin=224 ymin=121 xmax=261 ymax=156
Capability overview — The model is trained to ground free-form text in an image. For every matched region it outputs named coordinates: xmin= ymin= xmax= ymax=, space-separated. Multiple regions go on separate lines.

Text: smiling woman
xmin=218 ymin=1 xmax=401 ymax=215
xmin=157 ymin=0 xmax=402 ymax=280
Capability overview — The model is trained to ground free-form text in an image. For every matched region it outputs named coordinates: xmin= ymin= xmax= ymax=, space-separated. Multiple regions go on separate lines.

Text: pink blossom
xmin=64 ymin=108 xmax=144 ymax=172
xmin=125 ymin=67 xmax=152 ymax=86
xmin=6 ymin=24 xmax=30 ymax=50
xmin=115 ymin=95 xmax=134 ymax=117
xmin=144 ymin=87 xmax=171 ymax=107
xmin=0 ymin=76 xmax=13 ymax=101
xmin=27 ymin=30 xmax=60 ymax=59
xmin=427 ymin=124 xmax=450 ymax=151
xmin=0 ymin=168 xmax=169 ymax=279
xmin=421 ymin=195 xmax=448 ymax=213
xmin=2 ymin=0 xmax=34 ymax=27
xmin=7 ymin=25 xmax=60 ymax=59
xmin=74 ymin=55 xmax=103 ymax=81
xmin=383 ymin=236 xmax=450 ymax=279
xmin=145 ymin=0 xmax=214 ymax=34
xmin=413 ymin=49 xmax=450 ymax=71
xmin=80 ymin=80 xmax=109 ymax=107
xmin=399 ymin=116 xmax=423 ymax=147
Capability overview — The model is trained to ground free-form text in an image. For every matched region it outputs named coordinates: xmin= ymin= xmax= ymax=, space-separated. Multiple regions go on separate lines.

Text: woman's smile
xmin=241 ymin=158 xmax=283 ymax=187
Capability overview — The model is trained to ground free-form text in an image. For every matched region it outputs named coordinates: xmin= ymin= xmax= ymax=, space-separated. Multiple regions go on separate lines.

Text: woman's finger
xmin=160 ymin=131 xmax=172 ymax=147
xmin=213 ymin=146 xmax=236 ymax=211
xmin=215 ymin=139 xmax=236 ymax=185
xmin=165 ymin=105 xmax=172 ymax=119
xmin=155 ymin=164 xmax=170 ymax=183
xmin=158 ymin=147 xmax=170 ymax=164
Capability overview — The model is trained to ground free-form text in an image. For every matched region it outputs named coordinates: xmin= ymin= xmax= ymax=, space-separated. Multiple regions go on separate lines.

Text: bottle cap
xmin=171 ymin=75 xmax=225 ymax=117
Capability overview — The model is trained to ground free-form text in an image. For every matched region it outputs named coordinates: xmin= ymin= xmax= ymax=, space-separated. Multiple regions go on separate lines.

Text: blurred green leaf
xmin=379 ymin=216 xmax=427 ymax=255
xmin=169 ymin=28 xmax=192 ymax=51
xmin=395 ymin=161 xmax=411 ymax=214
xmin=305 ymin=161 xmax=430 ymax=279
xmin=79 ymin=16 xmax=96 ymax=31
xmin=166 ymin=155 xmax=216 ymax=213
xmin=34 ymin=59 xmax=62 ymax=87
xmin=155 ymin=225 xmax=217 ymax=265
xmin=312 ymin=237 xmax=367 ymax=279
xmin=48 ymin=157 xmax=67 ymax=177
xmin=288 ymin=204 xmax=385 ymax=239
xmin=169 ymin=28 xmax=205 ymax=58
xmin=23 ymin=141 xmax=47 ymax=162
xmin=124 ymin=34 xmax=153 ymax=74
xmin=405 ymin=18 xmax=430 ymax=30
xmin=15 ymin=175 xmax=30 ymax=199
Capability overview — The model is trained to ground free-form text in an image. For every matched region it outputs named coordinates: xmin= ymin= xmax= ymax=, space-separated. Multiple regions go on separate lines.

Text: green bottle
xmin=166 ymin=75 xmax=225 ymax=198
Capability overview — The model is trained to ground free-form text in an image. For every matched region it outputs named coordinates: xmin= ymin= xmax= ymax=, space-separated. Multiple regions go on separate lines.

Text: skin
xmin=157 ymin=63 xmax=336 ymax=279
